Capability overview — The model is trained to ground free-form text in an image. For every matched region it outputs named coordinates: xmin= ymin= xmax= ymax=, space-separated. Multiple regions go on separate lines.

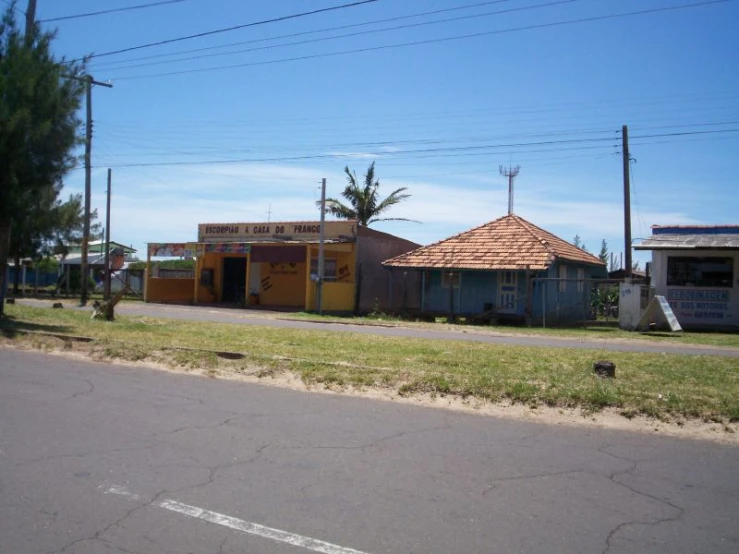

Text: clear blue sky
xmin=22 ymin=0 xmax=739 ymax=267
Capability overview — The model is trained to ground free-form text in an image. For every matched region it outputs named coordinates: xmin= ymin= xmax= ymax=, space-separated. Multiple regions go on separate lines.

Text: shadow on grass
xmin=0 ymin=315 xmax=72 ymax=337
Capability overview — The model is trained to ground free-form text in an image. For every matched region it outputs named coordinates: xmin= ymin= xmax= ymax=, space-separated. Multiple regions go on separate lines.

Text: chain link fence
xmin=532 ymin=278 xmax=623 ymax=327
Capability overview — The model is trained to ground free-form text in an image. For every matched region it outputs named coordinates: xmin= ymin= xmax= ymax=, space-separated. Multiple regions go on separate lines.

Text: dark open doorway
xmin=222 ymin=257 xmax=247 ymax=303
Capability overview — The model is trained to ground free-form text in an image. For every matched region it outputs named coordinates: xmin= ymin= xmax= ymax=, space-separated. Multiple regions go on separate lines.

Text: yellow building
xmin=145 ymin=220 xmax=420 ymax=313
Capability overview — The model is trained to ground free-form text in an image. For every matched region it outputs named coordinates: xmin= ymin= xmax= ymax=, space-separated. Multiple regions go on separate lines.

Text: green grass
xmin=286 ymin=310 xmax=739 ymax=349
xmin=2 ymin=303 xmax=739 ymax=422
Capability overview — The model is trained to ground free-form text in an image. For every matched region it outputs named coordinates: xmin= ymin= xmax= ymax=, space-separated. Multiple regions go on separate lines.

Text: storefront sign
xmin=667 ymin=288 xmax=731 ymax=321
xmin=198 ymin=221 xmax=356 ymax=243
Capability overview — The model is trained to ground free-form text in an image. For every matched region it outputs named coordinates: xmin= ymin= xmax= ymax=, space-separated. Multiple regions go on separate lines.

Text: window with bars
xmin=310 ymin=258 xmax=337 ymax=281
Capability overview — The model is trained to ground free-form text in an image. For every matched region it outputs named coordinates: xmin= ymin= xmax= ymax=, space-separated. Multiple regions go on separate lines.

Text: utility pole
xmin=104 ymin=168 xmax=112 ymax=302
xmin=622 ymin=125 xmax=632 ymax=280
xmin=316 ymin=178 xmax=326 ymax=314
xmin=25 ymin=0 xmax=37 ymax=39
xmin=499 ymin=165 xmax=521 ymax=215
xmin=77 ymin=75 xmax=112 ymax=306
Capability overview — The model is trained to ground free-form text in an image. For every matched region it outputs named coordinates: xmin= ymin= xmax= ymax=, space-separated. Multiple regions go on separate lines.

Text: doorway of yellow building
xmin=222 ymin=257 xmax=247 ymax=303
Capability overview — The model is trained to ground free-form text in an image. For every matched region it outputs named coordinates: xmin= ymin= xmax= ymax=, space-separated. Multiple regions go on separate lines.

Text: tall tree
xmin=572 ymin=234 xmax=588 ymax=252
xmin=322 ymin=162 xmax=414 ymax=226
xmin=0 ymin=4 xmax=85 ymax=314
xmin=598 ymin=239 xmax=609 ymax=265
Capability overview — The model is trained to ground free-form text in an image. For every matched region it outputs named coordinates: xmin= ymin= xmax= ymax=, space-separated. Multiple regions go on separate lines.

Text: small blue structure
xmin=383 ymin=214 xmax=607 ymax=324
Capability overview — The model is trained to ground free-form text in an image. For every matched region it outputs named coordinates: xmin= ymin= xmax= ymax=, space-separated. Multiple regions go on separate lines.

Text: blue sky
xmin=21 ymin=0 xmax=739 ymax=266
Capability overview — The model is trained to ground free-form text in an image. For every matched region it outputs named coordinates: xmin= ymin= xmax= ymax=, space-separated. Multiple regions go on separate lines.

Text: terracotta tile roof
xmin=383 ymin=214 xmax=606 ymax=270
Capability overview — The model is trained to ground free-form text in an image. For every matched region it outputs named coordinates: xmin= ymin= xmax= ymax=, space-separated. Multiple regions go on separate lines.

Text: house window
xmin=577 ymin=268 xmax=585 ymax=293
xmin=502 ymin=271 xmax=515 ymax=285
xmin=310 ymin=258 xmax=337 ymax=281
xmin=666 ymin=256 xmax=733 ymax=288
xmin=441 ymin=271 xmax=460 ymax=289
xmin=558 ymin=265 xmax=568 ymax=292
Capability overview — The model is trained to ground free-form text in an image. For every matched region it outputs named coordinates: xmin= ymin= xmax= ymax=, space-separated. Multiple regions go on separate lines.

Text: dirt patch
xmin=2 ymin=340 xmax=737 ymax=445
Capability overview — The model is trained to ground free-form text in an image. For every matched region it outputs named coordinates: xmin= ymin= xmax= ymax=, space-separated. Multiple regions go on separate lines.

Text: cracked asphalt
xmin=1 ymin=349 xmax=738 ymax=553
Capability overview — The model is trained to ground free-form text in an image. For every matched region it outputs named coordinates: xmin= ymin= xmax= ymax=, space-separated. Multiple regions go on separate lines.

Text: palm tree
xmin=321 ymin=162 xmax=413 ymax=226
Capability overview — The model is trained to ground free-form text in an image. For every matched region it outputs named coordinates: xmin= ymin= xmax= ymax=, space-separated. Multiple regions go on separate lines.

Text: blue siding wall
xmin=422 ymin=262 xmax=607 ymax=324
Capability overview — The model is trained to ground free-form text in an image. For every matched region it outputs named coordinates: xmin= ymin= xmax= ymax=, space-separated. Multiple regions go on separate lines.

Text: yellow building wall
xmin=304 ymin=245 xmax=357 ymax=312
xmin=256 ymin=261 xmax=306 ymax=306
xmin=196 ymin=252 xmax=221 ymax=302
xmin=147 ymin=278 xmax=196 ymax=303
xmin=322 ymin=282 xmax=355 ymax=311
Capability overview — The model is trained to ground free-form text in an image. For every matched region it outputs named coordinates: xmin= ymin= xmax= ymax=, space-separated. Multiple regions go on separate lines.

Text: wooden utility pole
xmin=622 ymin=125 xmax=632 ymax=280
xmin=316 ymin=178 xmax=326 ymax=314
xmin=104 ymin=168 xmax=112 ymax=301
xmin=25 ymin=0 xmax=37 ymax=38
xmin=500 ymin=165 xmax=521 ymax=215
xmin=77 ymin=75 xmax=112 ymax=306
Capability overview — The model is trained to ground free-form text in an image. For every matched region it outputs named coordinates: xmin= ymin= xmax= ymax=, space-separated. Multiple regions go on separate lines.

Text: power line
xmin=84 ymin=127 xmax=739 ymax=169
xmin=84 ymin=136 xmax=621 ymax=168
xmin=81 ymin=0 xmax=379 ymax=61
xmin=94 ymin=0 xmax=576 ymax=73
xmin=0 ymin=0 xmax=24 ymax=15
xmin=111 ymin=0 xmax=730 ymax=80
xmin=39 ymin=0 xmax=192 ymax=23
xmin=88 ymin=0 xmax=515 ymax=69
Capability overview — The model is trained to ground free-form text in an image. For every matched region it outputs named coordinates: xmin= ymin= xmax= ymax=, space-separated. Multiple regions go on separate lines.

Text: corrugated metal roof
xmin=383 ymin=214 xmax=605 ymax=270
xmin=635 ymin=234 xmax=739 ymax=250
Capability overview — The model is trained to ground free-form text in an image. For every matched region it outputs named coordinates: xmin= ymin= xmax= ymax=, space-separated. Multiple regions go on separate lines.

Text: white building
xmin=635 ymin=225 xmax=739 ymax=330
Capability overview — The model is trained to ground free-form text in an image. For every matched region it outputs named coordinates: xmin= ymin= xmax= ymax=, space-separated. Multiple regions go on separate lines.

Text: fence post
xmin=525 ymin=268 xmax=532 ymax=327
xmin=542 ymin=280 xmax=546 ymax=328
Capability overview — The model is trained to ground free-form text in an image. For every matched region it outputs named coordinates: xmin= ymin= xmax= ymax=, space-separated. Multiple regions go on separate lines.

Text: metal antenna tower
xmin=499 ymin=165 xmax=521 ymax=215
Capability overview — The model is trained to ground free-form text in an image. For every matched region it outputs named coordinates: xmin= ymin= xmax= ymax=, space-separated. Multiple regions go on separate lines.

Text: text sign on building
xmin=667 ymin=288 xmax=731 ymax=322
xmin=198 ymin=221 xmax=356 ymax=243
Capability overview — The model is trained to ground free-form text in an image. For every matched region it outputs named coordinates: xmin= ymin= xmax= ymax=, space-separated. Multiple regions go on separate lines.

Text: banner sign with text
xmin=198 ymin=221 xmax=356 ymax=243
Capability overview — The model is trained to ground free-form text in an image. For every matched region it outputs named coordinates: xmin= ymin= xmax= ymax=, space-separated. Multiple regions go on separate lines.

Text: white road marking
xmin=102 ymin=485 xmax=371 ymax=554
xmin=102 ymin=485 xmax=143 ymax=501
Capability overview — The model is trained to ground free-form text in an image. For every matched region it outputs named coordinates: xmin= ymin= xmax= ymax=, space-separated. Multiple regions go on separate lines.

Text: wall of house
xmin=305 ymin=244 xmax=357 ymax=312
xmin=255 ymin=261 xmax=306 ymax=307
xmin=650 ymin=249 xmax=738 ymax=329
xmin=529 ymin=262 xmax=608 ymax=324
xmin=146 ymin=277 xmax=195 ymax=303
xmin=422 ymin=269 xmax=533 ymax=316
xmin=357 ymin=228 xmax=420 ymax=313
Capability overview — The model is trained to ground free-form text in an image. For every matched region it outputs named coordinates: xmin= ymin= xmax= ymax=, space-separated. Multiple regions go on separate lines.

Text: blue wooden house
xmin=382 ymin=214 xmax=607 ymax=324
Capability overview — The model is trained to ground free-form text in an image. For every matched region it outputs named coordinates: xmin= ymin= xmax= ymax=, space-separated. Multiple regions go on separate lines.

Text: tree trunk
xmin=0 ymin=222 xmax=10 ymax=317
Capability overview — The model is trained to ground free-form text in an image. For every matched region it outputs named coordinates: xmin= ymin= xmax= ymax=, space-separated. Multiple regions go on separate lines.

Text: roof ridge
xmin=510 ymin=214 xmax=604 ymax=265
xmin=511 ymin=214 xmax=557 ymax=260
xmin=395 ymin=213 xmax=509 ymax=256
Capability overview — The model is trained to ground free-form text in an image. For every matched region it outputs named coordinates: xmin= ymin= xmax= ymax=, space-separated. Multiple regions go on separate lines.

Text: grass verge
xmin=2 ymin=303 xmax=738 ymax=423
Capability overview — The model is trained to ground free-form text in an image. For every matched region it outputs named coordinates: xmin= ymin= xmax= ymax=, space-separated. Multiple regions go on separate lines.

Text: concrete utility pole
xmin=316 ymin=178 xmax=327 ymax=314
xmin=622 ymin=125 xmax=633 ymax=280
xmin=104 ymin=168 xmax=112 ymax=302
xmin=77 ymin=75 xmax=112 ymax=306
xmin=500 ymin=165 xmax=521 ymax=215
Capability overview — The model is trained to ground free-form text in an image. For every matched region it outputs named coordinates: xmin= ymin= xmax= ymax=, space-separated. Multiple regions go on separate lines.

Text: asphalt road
xmin=16 ymin=298 xmax=739 ymax=357
xmin=1 ymin=349 xmax=738 ymax=554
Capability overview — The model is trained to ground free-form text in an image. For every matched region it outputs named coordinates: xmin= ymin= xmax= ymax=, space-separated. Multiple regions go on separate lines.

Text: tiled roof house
xmin=383 ymin=214 xmax=607 ymax=323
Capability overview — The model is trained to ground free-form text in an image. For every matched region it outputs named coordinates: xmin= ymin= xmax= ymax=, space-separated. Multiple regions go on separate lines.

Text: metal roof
xmin=635 ymin=234 xmax=739 ymax=250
